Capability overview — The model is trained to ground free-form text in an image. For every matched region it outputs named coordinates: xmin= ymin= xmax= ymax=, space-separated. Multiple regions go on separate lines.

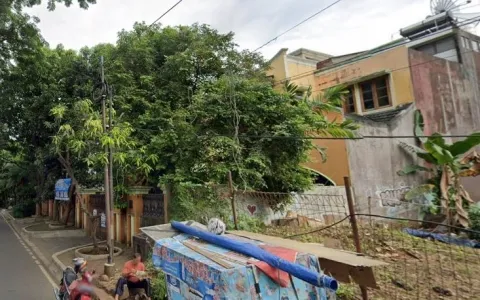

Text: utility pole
xmin=100 ymin=56 xmax=115 ymax=272
xmin=107 ymin=85 xmax=115 ymax=263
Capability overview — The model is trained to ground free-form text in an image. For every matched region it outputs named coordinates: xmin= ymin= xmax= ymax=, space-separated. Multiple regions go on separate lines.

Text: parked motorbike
xmin=53 ymin=258 xmax=96 ymax=300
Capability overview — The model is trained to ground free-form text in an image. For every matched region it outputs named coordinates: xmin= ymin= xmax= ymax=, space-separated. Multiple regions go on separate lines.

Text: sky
xmin=26 ymin=0 xmax=480 ymax=59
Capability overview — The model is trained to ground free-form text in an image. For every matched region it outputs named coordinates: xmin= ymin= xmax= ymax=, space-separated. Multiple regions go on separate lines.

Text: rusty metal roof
xmin=347 ymin=103 xmax=413 ymax=123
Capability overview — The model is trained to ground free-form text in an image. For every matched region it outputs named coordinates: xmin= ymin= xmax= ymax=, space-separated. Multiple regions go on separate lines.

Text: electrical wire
xmin=253 ymin=0 xmax=344 ymax=52
xmin=272 ymin=15 xmax=480 ymax=86
xmin=149 ymin=0 xmax=184 ymax=27
xmin=110 ymin=124 xmax=480 ymax=140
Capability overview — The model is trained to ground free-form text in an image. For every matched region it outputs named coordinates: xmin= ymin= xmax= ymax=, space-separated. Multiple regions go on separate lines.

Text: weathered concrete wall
xmin=345 ymin=106 xmax=423 ymax=212
xmin=234 ymin=186 xmax=347 ymax=224
xmin=409 ymin=48 xmax=480 ymax=202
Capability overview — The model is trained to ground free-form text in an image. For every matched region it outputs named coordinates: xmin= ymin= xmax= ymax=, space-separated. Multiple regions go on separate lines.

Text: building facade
xmin=312 ymin=13 xmax=480 ymax=210
xmin=267 ymin=48 xmax=350 ymax=186
xmin=268 ymin=12 xmax=480 ymax=209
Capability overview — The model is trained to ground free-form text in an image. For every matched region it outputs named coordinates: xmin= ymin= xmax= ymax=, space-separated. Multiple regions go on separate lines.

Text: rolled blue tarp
xmin=404 ymin=228 xmax=480 ymax=248
xmin=171 ymin=221 xmax=338 ymax=291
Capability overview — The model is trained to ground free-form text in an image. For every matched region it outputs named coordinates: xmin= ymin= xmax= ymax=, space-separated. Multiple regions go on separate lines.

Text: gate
xmin=141 ymin=193 xmax=165 ymax=227
xmin=90 ymin=194 xmax=107 ymax=240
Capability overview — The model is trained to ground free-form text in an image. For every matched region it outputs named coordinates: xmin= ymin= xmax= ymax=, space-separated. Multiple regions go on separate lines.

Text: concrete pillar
xmin=35 ymin=203 xmax=40 ymax=216
xmin=53 ymin=201 xmax=58 ymax=221
xmin=114 ymin=210 xmax=122 ymax=243
xmin=48 ymin=200 xmax=53 ymax=218
xmin=75 ymin=198 xmax=80 ymax=228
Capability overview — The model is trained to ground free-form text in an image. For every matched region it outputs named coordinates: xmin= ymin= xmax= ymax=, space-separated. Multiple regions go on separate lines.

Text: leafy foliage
xmin=469 ymin=204 xmax=480 ymax=240
xmin=398 ymin=109 xmax=480 ymax=227
xmin=145 ymin=255 xmax=167 ymax=300
xmin=169 ymin=183 xmax=230 ymax=223
xmin=0 ymin=20 xmax=357 ymax=220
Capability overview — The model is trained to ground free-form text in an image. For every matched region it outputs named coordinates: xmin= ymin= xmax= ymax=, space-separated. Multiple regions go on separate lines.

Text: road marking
xmin=0 ymin=213 xmax=58 ymax=289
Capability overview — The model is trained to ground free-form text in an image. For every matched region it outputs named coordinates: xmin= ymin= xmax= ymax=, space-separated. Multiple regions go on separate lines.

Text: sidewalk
xmin=4 ymin=212 xmax=116 ymax=300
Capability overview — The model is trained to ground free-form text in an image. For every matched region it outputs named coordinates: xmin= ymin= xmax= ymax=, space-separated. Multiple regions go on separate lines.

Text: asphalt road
xmin=0 ymin=215 xmax=54 ymax=299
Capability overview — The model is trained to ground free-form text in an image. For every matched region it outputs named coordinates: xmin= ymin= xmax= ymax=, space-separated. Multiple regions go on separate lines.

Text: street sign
xmin=54 ymin=178 xmax=72 ymax=201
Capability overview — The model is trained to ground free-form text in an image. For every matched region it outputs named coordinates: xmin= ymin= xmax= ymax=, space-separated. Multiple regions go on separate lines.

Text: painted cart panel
xmin=152 ymin=233 xmax=335 ymax=300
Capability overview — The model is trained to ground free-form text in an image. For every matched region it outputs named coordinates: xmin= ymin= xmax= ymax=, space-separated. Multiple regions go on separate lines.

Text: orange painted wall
xmin=267 ymin=50 xmax=351 ymax=185
xmin=315 ymin=46 xmax=414 ymax=111
xmin=303 ymin=111 xmax=350 ymax=185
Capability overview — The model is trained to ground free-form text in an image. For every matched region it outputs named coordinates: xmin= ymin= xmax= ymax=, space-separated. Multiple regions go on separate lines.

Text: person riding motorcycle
xmin=57 ymin=258 xmax=96 ymax=300
xmin=58 ymin=258 xmax=87 ymax=299
xmin=69 ymin=270 xmax=95 ymax=300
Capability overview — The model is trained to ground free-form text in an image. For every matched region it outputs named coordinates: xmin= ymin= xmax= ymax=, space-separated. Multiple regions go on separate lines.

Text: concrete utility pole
xmin=107 ymin=85 xmax=115 ymax=261
xmin=100 ymin=57 xmax=115 ymax=274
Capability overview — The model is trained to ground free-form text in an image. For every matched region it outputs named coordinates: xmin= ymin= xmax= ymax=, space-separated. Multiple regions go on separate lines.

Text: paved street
xmin=0 ymin=216 xmax=54 ymax=299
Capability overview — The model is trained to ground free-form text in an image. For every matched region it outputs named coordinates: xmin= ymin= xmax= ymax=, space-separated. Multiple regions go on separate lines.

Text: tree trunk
xmin=90 ymin=216 xmax=100 ymax=251
xmin=64 ymin=182 xmax=76 ymax=225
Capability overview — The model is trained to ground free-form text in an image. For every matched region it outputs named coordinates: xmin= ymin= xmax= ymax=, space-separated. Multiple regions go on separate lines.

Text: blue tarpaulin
xmin=404 ymin=228 xmax=480 ymax=248
xmin=55 ymin=178 xmax=72 ymax=201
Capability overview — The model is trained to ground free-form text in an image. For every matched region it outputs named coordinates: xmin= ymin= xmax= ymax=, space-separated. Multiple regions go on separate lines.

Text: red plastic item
xmin=248 ymin=245 xmax=298 ymax=287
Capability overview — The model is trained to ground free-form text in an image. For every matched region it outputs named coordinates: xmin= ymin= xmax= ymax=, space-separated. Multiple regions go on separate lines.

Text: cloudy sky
xmin=27 ymin=0 xmax=480 ymax=59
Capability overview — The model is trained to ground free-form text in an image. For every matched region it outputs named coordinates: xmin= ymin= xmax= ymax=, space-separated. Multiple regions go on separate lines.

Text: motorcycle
xmin=53 ymin=258 xmax=96 ymax=300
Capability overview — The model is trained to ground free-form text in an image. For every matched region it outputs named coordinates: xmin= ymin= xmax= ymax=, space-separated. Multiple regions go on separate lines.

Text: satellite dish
xmin=431 ymin=0 xmax=480 ymax=23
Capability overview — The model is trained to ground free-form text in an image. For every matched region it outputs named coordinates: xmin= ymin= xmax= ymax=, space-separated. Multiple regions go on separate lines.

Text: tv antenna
xmin=431 ymin=0 xmax=480 ymax=22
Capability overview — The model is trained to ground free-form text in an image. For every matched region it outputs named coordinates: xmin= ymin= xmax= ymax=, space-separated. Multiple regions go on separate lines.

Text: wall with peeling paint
xmin=345 ymin=106 xmax=424 ymax=214
xmin=314 ymin=46 xmax=415 ymax=113
xmin=409 ymin=43 xmax=480 ymax=202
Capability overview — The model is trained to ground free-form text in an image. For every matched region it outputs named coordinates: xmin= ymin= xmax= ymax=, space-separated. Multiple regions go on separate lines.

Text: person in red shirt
xmin=114 ymin=253 xmax=151 ymax=300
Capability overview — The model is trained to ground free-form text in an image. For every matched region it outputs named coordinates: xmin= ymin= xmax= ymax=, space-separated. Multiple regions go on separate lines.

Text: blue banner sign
xmin=55 ymin=178 xmax=72 ymax=201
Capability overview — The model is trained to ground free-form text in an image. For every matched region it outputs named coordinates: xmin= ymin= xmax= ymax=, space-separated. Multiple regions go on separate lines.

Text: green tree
xmin=150 ymin=77 xmax=357 ymax=193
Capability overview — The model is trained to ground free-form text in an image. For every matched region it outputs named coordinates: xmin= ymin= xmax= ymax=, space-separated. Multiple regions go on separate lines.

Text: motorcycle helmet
xmin=73 ymin=258 xmax=87 ymax=274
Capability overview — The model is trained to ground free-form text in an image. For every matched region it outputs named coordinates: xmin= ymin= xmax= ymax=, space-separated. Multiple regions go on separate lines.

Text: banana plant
xmin=398 ymin=109 xmax=480 ymax=227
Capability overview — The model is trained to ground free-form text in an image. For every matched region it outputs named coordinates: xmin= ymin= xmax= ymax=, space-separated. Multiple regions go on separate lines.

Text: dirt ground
xmin=263 ymin=222 xmax=480 ymax=300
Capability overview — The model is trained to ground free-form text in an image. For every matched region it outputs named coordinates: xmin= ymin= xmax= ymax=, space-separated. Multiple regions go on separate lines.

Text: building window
xmin=473 ymin=40 xmax=479 ymax=52
xmin=344 ymin=86 xmax=356 ymax=114
xmin=463 ymin=37 xmax=471 ymax=49
xmin=359 ymin=76 xmax=391 ymax=111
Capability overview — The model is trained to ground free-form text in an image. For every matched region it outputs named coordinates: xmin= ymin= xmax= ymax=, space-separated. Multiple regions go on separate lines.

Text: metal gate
xmin=90 ymin=194 xmax=107 ymax=240
xmin=141 ymin=193 xmax=165 ymax=227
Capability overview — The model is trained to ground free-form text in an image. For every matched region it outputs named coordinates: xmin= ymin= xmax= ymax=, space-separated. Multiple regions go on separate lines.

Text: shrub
xmin=226 ymin=214 xmax=265 ymax=233
xmin=145 ymin=255 xmax=167 ymax=300
xmin=169 ymin=183 xmax=230 ymax=224
xmin=468 ymin=204 xmax=480 ymax=240
xmin=12 ymin=201 xmax=35 ymax=218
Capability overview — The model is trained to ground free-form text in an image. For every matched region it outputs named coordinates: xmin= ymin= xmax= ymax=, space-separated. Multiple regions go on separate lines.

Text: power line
xmin=253 ymin=0 xmax=344 ymax=52
xmin=149 ymin=0 xmax=184 ymax=27
xmin=273 ymin=15 xmax=480 ymax=86
xmin=117 ymin=126 xmax=479 ymax=140
xmin=309 ymin=47 xmax=476 ymax=94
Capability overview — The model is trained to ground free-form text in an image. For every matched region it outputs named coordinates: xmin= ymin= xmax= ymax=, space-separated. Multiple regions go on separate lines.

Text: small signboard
xmin=54 ymin=178 xmax=72 ymax=201
xmin=100 ymin=213 xmax=106 ymax=228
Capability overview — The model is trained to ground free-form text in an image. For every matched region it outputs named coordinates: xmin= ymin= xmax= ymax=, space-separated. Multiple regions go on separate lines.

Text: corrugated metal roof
xmin=346 ymin=103 xmax=413 ymax=123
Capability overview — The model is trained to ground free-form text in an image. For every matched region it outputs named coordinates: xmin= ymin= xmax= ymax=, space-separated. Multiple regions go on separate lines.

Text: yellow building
xmin=314 ymin=41 xmax=414 ymax=115
xmin=266 ymin=48 xmax=351 ymax=186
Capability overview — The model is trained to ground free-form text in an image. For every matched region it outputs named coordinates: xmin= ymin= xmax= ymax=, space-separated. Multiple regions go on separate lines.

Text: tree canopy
xmin=0 ymin=19 xmax=357 ymax=213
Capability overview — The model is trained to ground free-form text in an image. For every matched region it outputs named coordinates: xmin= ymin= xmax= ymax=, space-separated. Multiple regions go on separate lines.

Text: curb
xmin=51 ymin=240 xmax=107 ymax=270
xmin=22 ymin=223 xmax=86 ymax=239
xmin=2 ymin=211 xmax=63 ymax=278
xmin=74 ymin=245 xmax=123 ymax=261
xmin=51 ymin=242 xmax=116 ymax=300
xmin=2 ymin=211 xmax=114 ymax=299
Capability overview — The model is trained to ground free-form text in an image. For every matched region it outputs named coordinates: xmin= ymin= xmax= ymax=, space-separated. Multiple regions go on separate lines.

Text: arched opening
xmin=304 ymin=167 xmax=336 ymax=186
